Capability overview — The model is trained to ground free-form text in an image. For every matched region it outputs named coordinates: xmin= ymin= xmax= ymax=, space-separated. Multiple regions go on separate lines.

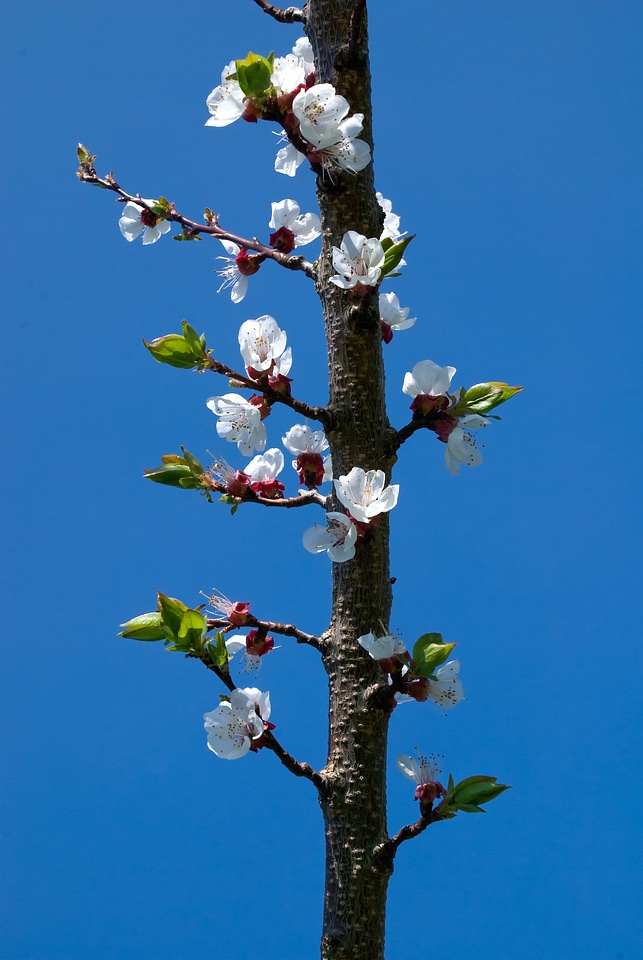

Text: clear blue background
xmin=2 ymin=1 xmax=641 ymax=958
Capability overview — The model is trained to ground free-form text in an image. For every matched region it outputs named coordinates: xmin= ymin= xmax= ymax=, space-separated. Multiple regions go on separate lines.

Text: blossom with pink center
xmin=238 ymin=315 xmax=291 ymax=376
xmin=215 ymin=240 xmax=263 ymax=303
xmin=209 ymin=456 xmax=252 ymax=498
xmin=203 ymin=687 xmax=271 ymax=759
xmin=244 ymin=448 xmax=285 ymax=499
xmin=208 ymin=592 xmax=251 ymax=626
xmin=402 ymin=359 xmax=456 ymax=400
xmin=330 ymin=232 xmax=385 ymax=292
xmin=225 ymin=632 xmax=277 ymax=674
xmin=358 ymin=632 xmax=407 ymax=661
xmin=303 ymin=512 xmax=357 ymax=562
xmin=379 ymin=292 xmax=416 ymax=343
xmin=282 ymin=423 xmax=331 ymax=487
xmin=397 ymin=753 xmax=447 ymax=804
xmin=206 ymin=393 xmax=267 ymax=456
xmin=444 ymin=416 xmax=488 ymax=475
xmin=334 ymin=467 xmax=399 ymax=525
xmin=205 ymin=61 xmax=246 ymax=128
xmin=118 ymin=200 xmax=171 ymax=245
xmin=268 ymin=199 xmax=321 ymax=253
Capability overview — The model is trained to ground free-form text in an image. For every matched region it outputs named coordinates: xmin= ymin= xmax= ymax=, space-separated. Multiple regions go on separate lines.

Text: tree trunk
xmin=306 ymin=4 xmax=396 ymax=957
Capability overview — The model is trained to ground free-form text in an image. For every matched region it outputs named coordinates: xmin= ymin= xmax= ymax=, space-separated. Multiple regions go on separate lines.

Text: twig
xmin=388 ymin=418 xmax=432 ymax=454
xmin=372 ymin=809 xmax=439 ymax=870
xmin=252 ymin=0 xmax=305 ymax=22
xmin=206 ymin=482 xmax=328 ymax=511
xmin=207 ymin=615 xmax=322 ymax=650
xmin=262 ymin=730 xmax=325 ymax=789
xmin=206 ymin=357 xmax=332 ymax=428
xmin=77 ymin=162 xmax=314 ymax=279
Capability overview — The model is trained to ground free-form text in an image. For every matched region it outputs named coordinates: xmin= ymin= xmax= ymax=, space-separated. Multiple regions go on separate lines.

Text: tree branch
xmin=206 ymin=357 xmax=332 ymax=428
xmin=207 ymin=615 xmax=323 ymax=651
xmin=372 ymin=808 xmax=440 ymax=870
xmin=252 ymin=0 xmax=305 ymax=22
xmin=77 ymin=160 xmax=314 ymax=278
xmin=263 ymin=730 xmax=325 ymax=789
xmin=206 ymin=482 xmax=328 ymax=510
xmin=388 ymin=417 xmax=433 ymax=454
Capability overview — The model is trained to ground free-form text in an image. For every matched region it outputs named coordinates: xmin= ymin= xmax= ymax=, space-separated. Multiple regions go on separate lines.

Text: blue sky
xmin=2 ymin=1 xmax=642 ymax=958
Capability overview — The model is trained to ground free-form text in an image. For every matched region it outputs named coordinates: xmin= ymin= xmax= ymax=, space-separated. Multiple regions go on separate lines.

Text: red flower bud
xmin=235 ymin=249 xmax=263 ymax=277
xmin=269 ymin=226 xmax=296 ymax=254
xmin=247 ymin=394 xmax=272 ymax=420
xmin=380 ymin=320 xmax=394 ymax=344
xmin=251 ymin=478 xmax=285 ymax=500
xmin=410 ymin=394 xmax=450 ymax=418
xmin=140 ymin=208 xmax=160 ymax=228
xmin=226 ymin=470 xmax=251 ymax=498
xmin=406 ymin=678 xmax=430 ymax=702
xmin=296 ymin=452 xmax=325 ymax=487
xmin=227 ymin=602 xmax=251 ymax=626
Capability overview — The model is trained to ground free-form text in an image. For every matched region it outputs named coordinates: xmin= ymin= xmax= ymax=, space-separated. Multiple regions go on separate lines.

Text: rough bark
xmin=305 ymin=3 xmax=397 ymax=957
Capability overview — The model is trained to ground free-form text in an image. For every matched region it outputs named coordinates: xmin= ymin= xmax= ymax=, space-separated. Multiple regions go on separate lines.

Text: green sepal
xmin=219 ymin=495 xmax=240 ymax=515
xmin=118 ymin=612 xmax=166 ymax=641
xmin=173 ymin=232 xmax=202 ymax=241
xmin=411 ymin=633 xmax=457 ymax=678
xmin=206 ymin=630 xmax=229 ymax=669
xmin=380 ymin=234 xmax=415 ymax=277
xmin=234 ymin=52 xmax=274 ymax=97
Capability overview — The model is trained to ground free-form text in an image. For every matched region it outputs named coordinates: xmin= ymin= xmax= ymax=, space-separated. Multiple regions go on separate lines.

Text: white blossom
xmin=274 ymin=139 xmax=306 ymax=177
xmin=206 ymin=393 xmax=267 ymax=456
xmin=118 ymin=200 xmax=171 ymax=245
xmin=444 ymin=416 xmax=488 ymax=475
xmin=205 ymin=61 xmax=246 ymax=127
xmin=269 ymin=199 xmax=321 ymax=246
xmin=282 ymin=423 xmax=329 ymax=456
xmin=291 ymin=37 xmax=315 ymax=75
xmin=303 ymin=512 xmax=357 ymax=562
xmin=291 ymin=84 xmax=371 ymax=175
xmin=358 ymin=633 xmax=406 ymax=660
xmin=428 ymin=660 xmax=465 ymax=709
xmin=396 ymin=753 xmax=443 ymax=786
xmin=271 ymin=54 xmax=307 ymax=95
xmin=379 ymin=292 xmax=416 ymax=332
xmin=244 ymin=448 xmax=285 ymax=482
xmin=215 ymin=240 xmax=249 ymax=303
xmin=334 ymin=467 xmax=399 ymax=525
xmin=203 ymin=687 xmax=270 ymax=759
xmin=376 ymin=193 xmax=404 ymax=242
xmin=238 ymin=315 xmax=291 ymax=374
xmin=330 ymin=232 xmax=385 ymax=290
xmin=402 ymin=359 xmax=456 ymax=399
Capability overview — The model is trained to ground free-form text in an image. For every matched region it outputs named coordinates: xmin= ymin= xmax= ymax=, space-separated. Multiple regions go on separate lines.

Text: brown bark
xmin=305 ymin=3 xmax=397 ymax=957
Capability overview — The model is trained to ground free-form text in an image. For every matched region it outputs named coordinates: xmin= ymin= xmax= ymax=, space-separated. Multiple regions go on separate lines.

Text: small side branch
xmin=372 ymin=810 xmax=439 ymax=870
xmin=252 ymin=0 xmax=305 ymax=22
xmin=189 ymin=651 xmax=236 ymax=692
xmin=263 ymin=730 xmax=325 ymax=789
xmin=77 ymin=163 xmax=314 ymax=279
xmin=207 ymin=615 xmax=323 ymax=651
xmin=388 ymin=418 xmax=430 ymax=454
xmin=207 ymin=357 xmax=332 ymax=428
xmin=206 ymin=483 xmax=327 ymax=511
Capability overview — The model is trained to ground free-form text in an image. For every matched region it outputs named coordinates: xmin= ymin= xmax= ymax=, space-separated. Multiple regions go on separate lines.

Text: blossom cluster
xmin=403 ymin=359 xmax=489 ymax=474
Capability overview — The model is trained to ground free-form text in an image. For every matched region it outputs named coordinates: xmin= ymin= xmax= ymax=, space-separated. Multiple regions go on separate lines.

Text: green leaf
xmin=206 ymin=630 xmax=229 ymax=669
xmin=178 ymin=609 xmax=207 ymax=651
xmin=411 ymin=633 xmax=457 ymax=678
xmin=143 ymin=334 xmax=200 ymax=369
xmin=181 ymin=321 xmax=206 ymax=357
xmin=144 ymin=463 xmax=194 ymax=487
xmin=451 ymin=775 xmax=511 ymax=807
xmin=457 ymin=382 xmax=523 ymax=416
xmin=235 ymin=52 xmax=274 ymax=97
xmin=118 ymin=612 xmax=166 ymax=641
xmin=380 ymin=234 xmax=415 ymax=277
xmin=455 ymin=803 xmax=486 ymax=814
xmin=157 ymin=592 xmax=188 ymax=640
xmin=179 ymin=445 xmax=206 ymax=476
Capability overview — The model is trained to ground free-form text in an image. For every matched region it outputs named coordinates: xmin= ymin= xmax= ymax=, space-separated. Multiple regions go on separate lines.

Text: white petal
xmin=396 ymin=755 xmax=421 ymax=783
